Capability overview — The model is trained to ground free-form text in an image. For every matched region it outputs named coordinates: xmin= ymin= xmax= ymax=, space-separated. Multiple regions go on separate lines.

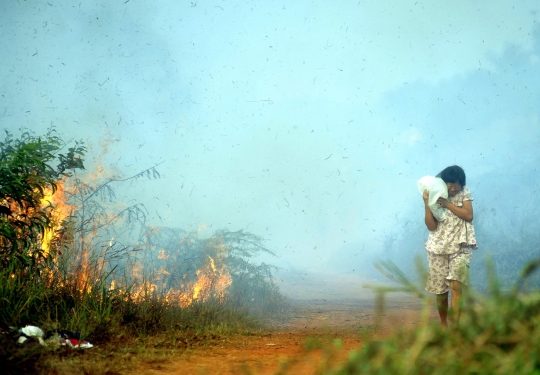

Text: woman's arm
xmin=436 ymin=198 xmax=474 ymax=222
xmin=423 ymin=190 xmax=438 ymax=231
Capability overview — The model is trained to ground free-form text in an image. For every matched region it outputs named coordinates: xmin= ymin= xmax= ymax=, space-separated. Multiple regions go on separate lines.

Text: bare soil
xmin=130 ymin=296 xmax=439 ymax=375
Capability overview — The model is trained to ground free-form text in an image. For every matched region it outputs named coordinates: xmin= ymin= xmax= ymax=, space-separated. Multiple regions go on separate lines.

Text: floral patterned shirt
xmin=425 ymin=186 xmax=478 ymax=255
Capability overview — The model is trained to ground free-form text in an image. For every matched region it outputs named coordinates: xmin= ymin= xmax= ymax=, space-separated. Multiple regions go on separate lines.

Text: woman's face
xmin=446 ymin=181 xmax=462 ymax=197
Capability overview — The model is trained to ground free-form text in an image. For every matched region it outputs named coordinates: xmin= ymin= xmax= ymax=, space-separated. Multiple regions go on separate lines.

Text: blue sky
xmin=1 ymin=1 xmax=539 ymax=278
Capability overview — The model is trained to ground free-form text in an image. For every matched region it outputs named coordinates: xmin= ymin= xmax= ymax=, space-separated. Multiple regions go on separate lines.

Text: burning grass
xmin=0 ymin=216 xmax=290 ymax=336
xmin=0 ymin=258 xmax=285 ymax=374
xmin=1 ymin=173 xmax=290 ymax=374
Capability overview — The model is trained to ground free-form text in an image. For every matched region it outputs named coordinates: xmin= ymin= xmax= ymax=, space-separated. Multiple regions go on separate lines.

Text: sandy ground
xmin=132 ymin=295 xmax=439 ymax=375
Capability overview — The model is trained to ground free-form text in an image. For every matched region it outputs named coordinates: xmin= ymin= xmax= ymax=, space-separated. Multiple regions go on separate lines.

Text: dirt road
xmin=133 ymin=296 xmax=438 ymax=375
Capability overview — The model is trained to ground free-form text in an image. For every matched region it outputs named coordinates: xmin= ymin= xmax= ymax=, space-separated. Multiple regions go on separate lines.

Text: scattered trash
xmin=20 ymin=326 xmax=44 ymax=337
xmin=17 ymin=325 xmax=46 ymax=346
xmin=63 ymin=338 xmax=94 ymax=349
xmin=14 ymin=326 xmax=93 ymax=349
xmin=54 ymin=330 xmax=94 ymax=349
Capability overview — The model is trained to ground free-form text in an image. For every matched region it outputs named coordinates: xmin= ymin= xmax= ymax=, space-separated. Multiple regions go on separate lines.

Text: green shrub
xmin=0 ymin=128 xmax=84 ymax=272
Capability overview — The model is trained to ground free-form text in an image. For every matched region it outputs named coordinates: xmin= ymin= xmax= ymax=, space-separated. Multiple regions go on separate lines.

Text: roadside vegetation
xmin=0 ymin=129 xmax=289 ymax=374
xmin=306 ymin=260 xmax=540 ymax=375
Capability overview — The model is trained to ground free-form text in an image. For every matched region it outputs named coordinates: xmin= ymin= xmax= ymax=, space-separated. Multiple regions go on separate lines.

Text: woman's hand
xmin=423 ymin=189 xmax=438 ymax=231
xmin=441 ymin=199 xmax=474 ymax=222
xmin=436 ymin=197 xmax=450 ymax=208
xmin=423 ymin=189 xmax=429 ymax=204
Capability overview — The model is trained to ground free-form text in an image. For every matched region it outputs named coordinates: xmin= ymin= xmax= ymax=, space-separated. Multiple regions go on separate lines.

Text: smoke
xmin=1 ymin=1 xmax=539 ymax=298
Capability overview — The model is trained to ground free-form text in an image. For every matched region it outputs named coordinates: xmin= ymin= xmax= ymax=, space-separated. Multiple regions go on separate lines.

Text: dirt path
xmin=133 ymin=296 xmax=438 ymax=375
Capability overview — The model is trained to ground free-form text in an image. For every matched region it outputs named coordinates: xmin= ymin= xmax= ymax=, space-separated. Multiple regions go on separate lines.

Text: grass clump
xmin=328 ymin=259 xmax=540 ymax=375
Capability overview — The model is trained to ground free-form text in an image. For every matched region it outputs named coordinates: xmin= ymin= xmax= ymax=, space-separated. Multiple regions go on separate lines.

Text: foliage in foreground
xmin=329 ymin=260 xmax=540 ymax=375
xmin=0 ymin=128 xmax=84 ymax=270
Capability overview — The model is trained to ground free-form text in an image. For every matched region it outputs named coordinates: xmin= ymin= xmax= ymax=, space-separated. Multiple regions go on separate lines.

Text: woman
xmin=422 ymin=165 xmax=477 ymax=326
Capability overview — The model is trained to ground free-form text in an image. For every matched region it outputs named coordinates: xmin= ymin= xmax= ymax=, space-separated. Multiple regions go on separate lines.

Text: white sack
xmin=417 ymin=176 xmax=448 ymax=221
xmin=20 ymin=325 xmax=44 ymax=338
xmin=20 ymin=325 xmax=46 ymax=346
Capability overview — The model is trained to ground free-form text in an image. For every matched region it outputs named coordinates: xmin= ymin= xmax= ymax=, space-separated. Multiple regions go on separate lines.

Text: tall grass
xmin=0 ymin=217 xmax=290 ymax=339
xmin=0 ymin=262 xmax=275 ymax=343
xmin=0 ymin=263 xmax=273 ymax=375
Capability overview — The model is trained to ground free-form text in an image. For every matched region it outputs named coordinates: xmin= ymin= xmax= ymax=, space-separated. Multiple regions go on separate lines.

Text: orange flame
xmin=177 ymin=255 xmax=232 ymax=307
xmin=125 ymin=254 xmax=232 ymax=308
xmin=38 ymin=176 xmax=234 ymax=308
xmin=40 ymin=179 xmax=74 ymax=257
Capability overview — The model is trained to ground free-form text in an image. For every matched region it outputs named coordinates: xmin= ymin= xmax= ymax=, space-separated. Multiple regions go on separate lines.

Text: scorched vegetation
xmin=0 ymin=129 xmax=288 ymax=374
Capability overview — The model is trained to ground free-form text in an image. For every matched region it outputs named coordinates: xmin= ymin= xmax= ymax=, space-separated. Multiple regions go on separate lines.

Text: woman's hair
xmin=437 ymin=165 xmax=466 ymax=186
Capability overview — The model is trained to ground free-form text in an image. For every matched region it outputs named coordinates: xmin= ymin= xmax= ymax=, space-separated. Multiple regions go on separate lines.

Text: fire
xmin=177 ymin=255 xmax=232 ymax=307
xmin=40 ymin=179 xmax=74 ymax=257
xmin=37 ymin=175 xmax=234 ymax=309
xmin=125 ymin=253 xmax=233 ymax=308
